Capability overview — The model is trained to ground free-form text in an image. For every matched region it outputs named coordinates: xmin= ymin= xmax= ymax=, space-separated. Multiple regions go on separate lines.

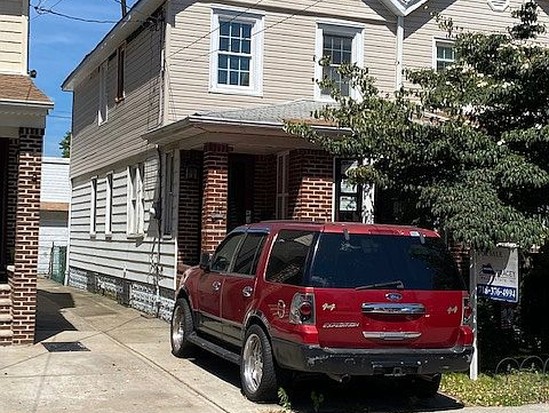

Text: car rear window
xmin=309 ymin=233 xmax=465 ymax=290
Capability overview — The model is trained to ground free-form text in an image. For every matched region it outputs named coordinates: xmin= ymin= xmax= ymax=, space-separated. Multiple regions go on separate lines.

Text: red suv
xmin=170 ymin=221 xmax=473 ymax=402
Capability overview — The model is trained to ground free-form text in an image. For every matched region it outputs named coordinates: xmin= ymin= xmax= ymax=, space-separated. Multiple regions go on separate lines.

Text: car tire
xmin=408 ymin=374 xmax=442 ymax=398
xmin=170 ymin=298 xmax=194 ymax=358
xmin=240 ymin=325 xmax=278 ymax=402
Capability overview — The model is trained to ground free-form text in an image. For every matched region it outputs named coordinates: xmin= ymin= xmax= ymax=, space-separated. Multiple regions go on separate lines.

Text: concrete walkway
xmin=1 ymin=278 xmax=548 ymax=413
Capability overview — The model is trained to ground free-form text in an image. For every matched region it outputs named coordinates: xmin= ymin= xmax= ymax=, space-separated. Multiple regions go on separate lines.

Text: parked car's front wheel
xmin=170 ymin=298 xmax=194 ymax=358
xmin=240 ymin=325 xmax=278 ymax=402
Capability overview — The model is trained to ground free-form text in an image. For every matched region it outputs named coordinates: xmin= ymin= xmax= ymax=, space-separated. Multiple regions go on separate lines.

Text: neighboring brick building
xmin=0 ymin=1 xmax=54 ymax=345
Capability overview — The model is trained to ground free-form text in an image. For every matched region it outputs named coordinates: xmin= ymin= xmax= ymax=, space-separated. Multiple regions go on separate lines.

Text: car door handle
xmin=242 ymin=286 xmax=253 ymax=298
xmin=212 ymin=281 xmax=222 ymax=292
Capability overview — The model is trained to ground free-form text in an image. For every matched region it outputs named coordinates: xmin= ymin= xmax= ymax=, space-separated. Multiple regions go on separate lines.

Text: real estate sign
xmin=476 ymin=247 xmax=519 ymax=303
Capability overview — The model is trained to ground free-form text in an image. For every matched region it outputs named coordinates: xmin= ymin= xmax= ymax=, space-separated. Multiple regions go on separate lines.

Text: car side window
xmin=265 ymin=230 xmax=316 ymax=285
xmin=233 ymin=232 xmax=267 ymax=276
xmin=210 ymin=232 xmax=245 ymax=273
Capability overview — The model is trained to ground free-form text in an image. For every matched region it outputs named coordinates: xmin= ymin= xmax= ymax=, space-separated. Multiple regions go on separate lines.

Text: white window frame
xmin=98 ymin=62 xmax=108 ymax=125
xmin=433 ymin=38 xmax=456 ymax=71
xmin=116 ymin=43 xmax=126 ymax=103
xmin=315 ymin=21 xmax=364 ymax=101
xmin=105 ymin=173 xmax=113 ymax=237
xmin=162 ymin=151 xmax=176 ymax=238
xmin=209 ymin=7 xmax=264 ymax=96
xmin=127 ymin=164 xmax=145 ymax=237
xmin=90 ymin=177 xmax=97 ymax=236
xmin=275 ymin=152 xmax=289 ymax=220
xmin=487 ymin=0 xmax=510 ymax=12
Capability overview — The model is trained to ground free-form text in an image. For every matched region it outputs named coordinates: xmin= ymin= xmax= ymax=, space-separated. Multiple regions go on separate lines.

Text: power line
xmin=169 ymin=0 xmax=324 ymax=66
xmin=31 ymin=3 xmax=153 ymax=24
xmin=167 ymin=0 xmax=267 ymax=60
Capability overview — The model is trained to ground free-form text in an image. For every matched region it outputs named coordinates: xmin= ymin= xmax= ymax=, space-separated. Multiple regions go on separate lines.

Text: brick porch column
xmin=9 ymin=128 xmax=43 ymax=345
xmin=201 ymin=143 xmax=230 ymax=254
xmin=288 ymin=149 xmax=333 ymax=221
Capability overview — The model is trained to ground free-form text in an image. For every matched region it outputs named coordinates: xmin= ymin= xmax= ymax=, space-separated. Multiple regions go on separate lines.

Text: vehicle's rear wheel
xmin=240 ymin=325 xmax=278 ymax=402
xmin=170 ymin=298 xmax=194 ymax=358
xmin=407 ymin=374 xmax=441 ymax=398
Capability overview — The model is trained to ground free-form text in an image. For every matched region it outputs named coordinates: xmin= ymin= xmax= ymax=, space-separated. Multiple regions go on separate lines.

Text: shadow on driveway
xmin=34 ymin=288 xmax=77 ymax=343
xmin=188 ymin=349 xmax=465 ymax=413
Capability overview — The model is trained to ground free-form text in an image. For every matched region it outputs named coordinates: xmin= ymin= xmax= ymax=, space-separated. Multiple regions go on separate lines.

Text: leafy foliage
xmin=59 ymin=131 xmax=71 ymax=158
xmin=286 ymin=2 xmax=549 ymax=250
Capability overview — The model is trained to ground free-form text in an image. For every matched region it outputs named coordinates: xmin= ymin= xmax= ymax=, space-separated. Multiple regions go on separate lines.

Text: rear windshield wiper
xmin=355 ymin=280 xmax=404 ymax=290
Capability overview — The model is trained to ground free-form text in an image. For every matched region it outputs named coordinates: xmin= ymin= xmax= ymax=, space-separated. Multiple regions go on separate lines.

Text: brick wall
xmin=288 ymin=149 xmax=333 ymax=221
xmin=201 ymin=143 xmax=230 ymax=254
xmin=253 ymin=154 xmax=276 ymax=222
xmin=0 ymin=284 xmax=12 ymax=345
xmin=6 ymin=138 xmax=18 ymax=264
xmin=9 ymin=129 xmax=43 ymax=345
xmin=177 ymin=150 xmax=203 ymax=268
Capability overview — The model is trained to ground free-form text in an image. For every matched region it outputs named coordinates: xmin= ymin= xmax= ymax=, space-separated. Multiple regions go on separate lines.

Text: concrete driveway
xmin=1 ymin=278 xmax=547 ymax=413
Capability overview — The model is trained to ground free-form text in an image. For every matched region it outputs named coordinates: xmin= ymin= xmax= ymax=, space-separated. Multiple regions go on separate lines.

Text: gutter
xmin=0 ymin=99 xmax=54 ymax=109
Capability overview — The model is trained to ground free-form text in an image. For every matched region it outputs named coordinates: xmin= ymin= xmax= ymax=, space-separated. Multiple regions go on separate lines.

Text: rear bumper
xmin=272 ymin=338 xmax=473 ymax=376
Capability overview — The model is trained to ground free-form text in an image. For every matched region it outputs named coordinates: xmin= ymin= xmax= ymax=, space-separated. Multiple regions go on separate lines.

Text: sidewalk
xmin=1 ymin=278 xmax=548 ymax=413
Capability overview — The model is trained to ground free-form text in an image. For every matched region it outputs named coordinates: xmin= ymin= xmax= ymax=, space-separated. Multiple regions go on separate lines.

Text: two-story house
xmin=0 ymin=0 xmax=53 ymax=345
xmin=62 ymin=0 xmax=549 ymax=318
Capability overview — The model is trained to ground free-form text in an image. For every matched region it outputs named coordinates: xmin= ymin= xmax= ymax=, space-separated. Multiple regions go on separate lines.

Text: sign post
xmin=469 ymin=250 xmax=478 ymax=380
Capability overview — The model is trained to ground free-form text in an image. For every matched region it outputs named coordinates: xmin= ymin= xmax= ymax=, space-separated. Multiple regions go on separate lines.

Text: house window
xmin=210 ymin=9 xmax=264 ymax=95
xmin=334 ymin=159 xmax=363 ymax=222
xmin=105 ymin=173 xmax=113 ymax=236
xmin=127 ymin=164 xmax=144 ymax=236
xmin=315 ymin=23 xmax=364 ymax=100
xmin=162 ymin=152 xmax=175 ymax=237
xmin=434 ymin=40 xmax=455 ymax=71
xmin=98 ymin=62 xmax=108 ymax=125
xmin=276 ymin=152 xmax=289 ymax=219
xmin=116 ymin=44 xmax=126 ymax=102
xmin=90 ymin=178 xmax=97 ymax=236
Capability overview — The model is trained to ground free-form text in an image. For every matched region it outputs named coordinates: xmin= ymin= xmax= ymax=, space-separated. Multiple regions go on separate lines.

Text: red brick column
xmin=201 ymin=143 xmax=230 ymax=254
xmin=288 ymin=149 xmax=333 ymax=221
xmin=9 ymin=128 xmax=43 ymax=345
xmin=6 ymin=138 xmax=19 ymax=264
xmin=177 ymin=150 xmax=203 ymax=268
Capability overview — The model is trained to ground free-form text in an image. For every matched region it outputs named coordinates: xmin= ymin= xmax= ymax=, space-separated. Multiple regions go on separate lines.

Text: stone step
xmin=0 ymin=298 xmax=11 ymax=306
xmin=0 ymin=314 xmax=12 ymax=323
xmin=0 ymin=330 xmax=13 ymax=338
xmin=0 ymin=284 xmax=10 ymax=292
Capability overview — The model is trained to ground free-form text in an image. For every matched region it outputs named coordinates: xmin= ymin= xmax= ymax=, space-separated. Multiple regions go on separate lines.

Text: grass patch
xmin=441 ymin=372 xmax=549 ymax=406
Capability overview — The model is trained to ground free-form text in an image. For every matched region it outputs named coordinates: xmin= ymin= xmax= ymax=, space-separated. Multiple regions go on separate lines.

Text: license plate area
xmin=372 ymin=361 xmax=420 ymax=376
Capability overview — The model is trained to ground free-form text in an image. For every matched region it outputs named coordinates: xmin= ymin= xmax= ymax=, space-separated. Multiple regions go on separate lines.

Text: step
xmin=0 ymin=284 xmax=10 ymax=292
xmin=0 ymin=298 xmax=11 ymax=306
xmin=0 ymin=314 xmax=12 ymax=323
xmin=0 ymin=330 xmax=13 ymax=338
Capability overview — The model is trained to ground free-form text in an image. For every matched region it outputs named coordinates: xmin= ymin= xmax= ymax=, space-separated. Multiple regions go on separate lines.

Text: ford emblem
xmin=386 ymin=293 xmax=403 ymax=302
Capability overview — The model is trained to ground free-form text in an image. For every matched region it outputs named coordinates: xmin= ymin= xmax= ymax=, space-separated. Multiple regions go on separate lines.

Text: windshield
xmin=309 ymin=233 xmax=465 ymax=290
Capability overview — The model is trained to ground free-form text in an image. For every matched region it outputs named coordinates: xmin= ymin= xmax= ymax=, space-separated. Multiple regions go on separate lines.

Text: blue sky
xmin=29 ymin=0 xmax=138 ymax=157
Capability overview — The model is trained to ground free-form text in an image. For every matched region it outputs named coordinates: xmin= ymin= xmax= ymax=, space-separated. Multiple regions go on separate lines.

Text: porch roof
xmin=0 ymin=74 xmax=53 ymax=107
xmin=143 ymin=99 xmax=341 ymax=154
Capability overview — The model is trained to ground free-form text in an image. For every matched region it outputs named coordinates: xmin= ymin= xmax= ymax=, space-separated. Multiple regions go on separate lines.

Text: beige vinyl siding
xmin=403 ymin=0 xmax=549 ymax=83
xmin=69 ymin=155 xmax=176 ymax=290
xmin=0 ymin=0 xmax=27 ymax=74
xmin=71 ymin=21 xmax=164 ymax=179
xmin=166 ymin=0 xmax=397 ymax=120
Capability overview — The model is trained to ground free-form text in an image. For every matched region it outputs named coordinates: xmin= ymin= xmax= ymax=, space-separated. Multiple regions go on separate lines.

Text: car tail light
xmin=289 ymin=293 xmax=315 ymax=325
xmin=462 ymin=297 xmax=472 ymax=326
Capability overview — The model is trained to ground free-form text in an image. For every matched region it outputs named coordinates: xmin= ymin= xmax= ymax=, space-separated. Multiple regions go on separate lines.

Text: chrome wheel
xmin=171 ymin=304 xmax=184 ymax=350
xmin=170 ymin=299 xmax=194 ymax=358
xmin=243 ymin=333 xmax=264 ymax=393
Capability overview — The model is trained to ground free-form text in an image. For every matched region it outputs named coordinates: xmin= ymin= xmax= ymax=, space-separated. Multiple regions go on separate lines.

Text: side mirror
xmin=199 ymin=252 xmax=211 ymax=271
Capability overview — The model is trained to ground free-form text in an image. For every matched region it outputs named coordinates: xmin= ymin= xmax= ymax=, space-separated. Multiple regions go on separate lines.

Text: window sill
xmin=115 ymin=96 xmax=126 ymax=104
xmin=89 ymin=232 xmax=97 ymax=239
xmin=209 ymin=86 xmax=263 ymax=98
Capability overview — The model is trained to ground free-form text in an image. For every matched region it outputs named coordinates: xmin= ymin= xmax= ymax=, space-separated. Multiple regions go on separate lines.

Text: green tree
xmin=59 ymin=131 xmax=71 ymax=158
xmin=287 ymin=1 xmax=549 ymax=250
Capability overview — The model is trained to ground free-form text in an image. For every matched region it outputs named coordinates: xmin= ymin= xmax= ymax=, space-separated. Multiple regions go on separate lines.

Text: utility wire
xmin=31 ymin=3 xmax=152 ymax=24
xmin=166 ymin=0 xmax=267 ymax=59
xmin=168 ymin=0 xmax=324 ymax=65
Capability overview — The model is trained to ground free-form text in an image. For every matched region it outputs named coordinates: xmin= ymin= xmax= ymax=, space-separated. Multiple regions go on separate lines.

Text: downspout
xmin=396 ymin=15 xmax=405 ymax=91
xmin=155 ymin=145 xmax=163 ymax=317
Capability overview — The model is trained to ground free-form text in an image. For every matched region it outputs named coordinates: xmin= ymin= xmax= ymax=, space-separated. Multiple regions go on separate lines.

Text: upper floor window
xmin=116 ymin=44 xmax=126 ymax=102
xmin=210 ymin=9 xmax=264 ymax=96
xmin=315 ymin=22 xmax=364 ymax=100
xmin=127 ymin=164 xmax=144 ymax=236
xmin=434 ymin=40 xmax=455 ymax=71
xmin=98 ymin=62 xmax=108 ymax=125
